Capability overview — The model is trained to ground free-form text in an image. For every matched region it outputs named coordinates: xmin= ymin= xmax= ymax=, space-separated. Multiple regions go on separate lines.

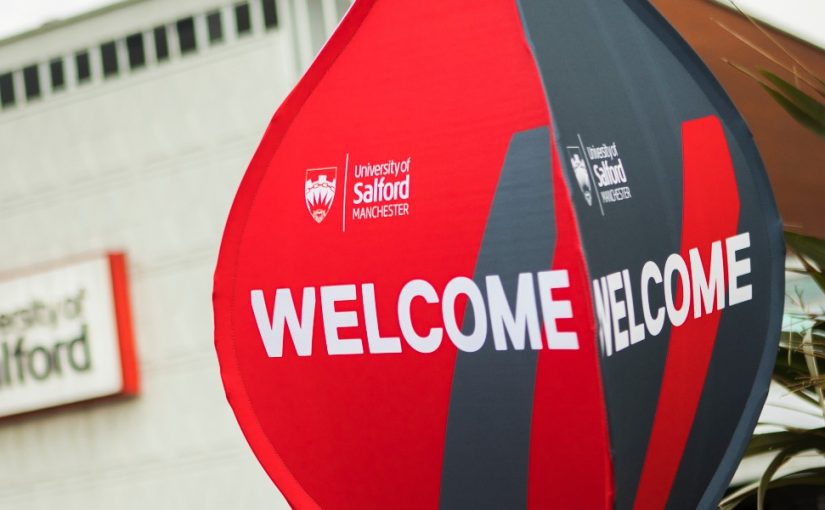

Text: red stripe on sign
xmin=109 ymin=252 xmax=140 ymax=396
xmin=527 ymin=129 xmax=613 ymax=509
xmin=632 ymin=116 xmax=741 ymax=510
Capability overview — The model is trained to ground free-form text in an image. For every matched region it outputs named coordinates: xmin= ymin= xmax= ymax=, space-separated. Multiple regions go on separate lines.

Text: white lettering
xmin=320 ymin=285 xmax=363 ymax=355
xmin=593 ymin=277 xmax=613 ymax=356
xmin=727 ymin=233 xmax=753 ymax=306
xmin=690 ymin=241 xmax=725 ymax=318
xmin=664 ymin=254 xmax=690 ymax=327
xmin=640 ymin=261 xmax=665 ymax=337
xmin=250 ymin=288 xmax=315 ymax=357
xmin=607 ymin=272 xmax=629 ymax=352
xmin=537 ymin=270 xmax=578 ymax=350
xmin=486 ymin=273 xmax=542 ymax=351
xmin=442 ymin=277 xmax=487 ymax=353
xmin=362 ymin=283 xmax=401 ymax=354
xmin=622 ymin=269 xmax=645 ymax=344
xmin=398 ymin=279 xmax=443 ymax=353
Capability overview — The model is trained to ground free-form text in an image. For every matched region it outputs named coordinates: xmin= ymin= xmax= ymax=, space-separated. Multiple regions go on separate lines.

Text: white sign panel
xmin=0 ymin=253 xmax=138 ymax=418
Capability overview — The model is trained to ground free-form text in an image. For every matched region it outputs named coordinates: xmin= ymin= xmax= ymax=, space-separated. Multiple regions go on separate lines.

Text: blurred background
xmin=0 ymin=0 xmax=822 ymax=508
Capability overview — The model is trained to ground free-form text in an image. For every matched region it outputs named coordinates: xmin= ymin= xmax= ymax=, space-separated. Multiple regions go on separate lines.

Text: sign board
xmin=214 ymin=1 xmax=784 ymax=508
xmin=0 ymin=253 xmax=138 ymax=417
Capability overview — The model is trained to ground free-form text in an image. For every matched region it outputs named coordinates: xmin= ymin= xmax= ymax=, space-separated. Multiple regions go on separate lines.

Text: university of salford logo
xmin=305 ymin=167 xmax=337 ymax=223
xmin=569 ymin=152 xmax=593 ymax=206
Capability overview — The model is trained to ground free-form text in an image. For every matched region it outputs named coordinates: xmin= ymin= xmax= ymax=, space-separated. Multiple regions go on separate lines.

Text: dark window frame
xmin=235 ymin=2 xmax=251 ymax=36
xmin=207 ymin=10 xmax=224 ymax=44
xmin=154 ymin=26 xmax=170 ymax=62
xmin=0 ymin=73 xmax=15 ymax=108
xmin=75 ymin=51 xmax=91 ymax=84
xmin=100 ymin=40 xmax=119 ymax=78
xmin=262 ymin=0 xmax=279 ymax=29
xmin=126 ymin=33 xmax=146 ymax=70
xmin=23 ymin=64 xmax=41 ymax=100
xmin=49 ymin=58 xmax=65 ymax=91
xmin=176 ymin=17 xmax=197 ymax=55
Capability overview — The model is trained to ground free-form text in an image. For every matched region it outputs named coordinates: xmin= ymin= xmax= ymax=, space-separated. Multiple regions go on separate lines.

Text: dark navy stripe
xmin=515 ymin=1 xmax=693 ymax=507
xmin=515 ymin=1 xmax=784 ymax=508
xmin=439 ymin=127 xmax=555 ymax=510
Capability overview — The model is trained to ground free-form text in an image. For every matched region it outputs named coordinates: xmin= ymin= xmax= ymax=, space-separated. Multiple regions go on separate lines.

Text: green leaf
xmin=760 ymin=70 xmax=825 ymax=120
xmin=761 ymin=85 xmax=825 ymax=138
xmin=775 ymin=330 xmax=825 ymax=405
xmin=785 ymin=231 xmax=825 ymax=294
xmin=777 ymin=332 xmax=819 ymax=377
xmin=744 ymin=428 xmax=825 ymax=457
xmin=786 ymin=232 xmax=825 ymax=268
xmin=757 ymin=443 xmax=823 ymax=509
xmin=721 ymin=468 xmax=825 ymax=509
xmin=799 ymin=329 xmax=825 ymax=418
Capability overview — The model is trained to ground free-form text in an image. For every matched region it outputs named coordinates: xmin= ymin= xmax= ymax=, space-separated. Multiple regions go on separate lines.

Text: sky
xmin=0 ymin=0 xmax=116 ymax=39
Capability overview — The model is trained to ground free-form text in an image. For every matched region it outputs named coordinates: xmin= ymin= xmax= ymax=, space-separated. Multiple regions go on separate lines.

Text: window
xmin=207 ymin=11 xmax=223 ymax=44
xmin=235 ymin=3 xmax=251 ymax=36
xmin=75 ymin=51 xmax=91 ymax=83
xmin=101 ymin=41 xmax=119 ymax=78
xmin=262 ymin=0 xmax=279 ymax=29
xmin=23 ymin=65 xmax=40 ymax=100
xmin=126 ymin=33 xmax=146 ymax=69
xmin=0 ymin=73 xmax=14 ymax=108
xmin=154 ymin=26 xmax=170 ymax=61
xmin=50 ymin=58 xmax=65 ymax=91
xmin=176 ymin=17 xmax=197 ymax=54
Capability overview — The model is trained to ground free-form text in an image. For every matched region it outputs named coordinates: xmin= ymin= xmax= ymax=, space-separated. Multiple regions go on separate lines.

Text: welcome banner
xmin=213 ymin=1 xmax=784 ymax=508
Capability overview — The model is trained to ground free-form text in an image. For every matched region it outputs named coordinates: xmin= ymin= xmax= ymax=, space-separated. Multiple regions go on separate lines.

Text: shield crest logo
xmin=305 ymin=167 xmax=337 ymax=223
xmin=569 ymin=152 xmax=593 ymax=206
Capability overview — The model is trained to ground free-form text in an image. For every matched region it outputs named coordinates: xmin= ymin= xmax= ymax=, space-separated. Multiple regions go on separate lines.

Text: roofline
xmin=0 ymin=0 xmax=151 ymax=49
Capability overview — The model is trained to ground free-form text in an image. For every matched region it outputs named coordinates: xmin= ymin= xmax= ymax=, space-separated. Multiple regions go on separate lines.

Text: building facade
xmin=0 ymin=0 xmax=347 ymax=507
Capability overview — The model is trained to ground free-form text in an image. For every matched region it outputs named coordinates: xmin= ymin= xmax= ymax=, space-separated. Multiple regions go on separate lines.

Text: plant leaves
xmin=761 ymin=85 xmax=825 ymax=138
xmin=778 ymin=332 xmax=819 ymax=377
xmin=801 ymin=329 xmax=825 ymax=418
xmin=786 ymin=232 xmax=825 ymax=270
xmin=757 ymin=444 xmax=821 ymax=510
xmin=760 ymin=70 xmax=825 ymax=121
xmin=728 ymin=1 xmax=825 ymax=95
xmin=720 ymin=468 xmax=825 ymax=509
xmin=785 ymin=231 xmax=825 ymax=294
xmin=775 ymin=330 xmax=825 ymax=405
xmin=744 ymin=428 xmax=825 ymax=457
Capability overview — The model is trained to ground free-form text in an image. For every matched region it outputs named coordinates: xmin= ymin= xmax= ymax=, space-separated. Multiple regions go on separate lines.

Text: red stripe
xmin=109 ymin=252 xmax=140 ymax=396
xmin=632 ymin=116 xmax=741 ymax=509
xmin=527 ymin=127 xmax=613 ymax=509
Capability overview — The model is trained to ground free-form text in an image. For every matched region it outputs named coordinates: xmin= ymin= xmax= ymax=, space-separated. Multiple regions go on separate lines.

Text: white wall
xmin=711 ymin=0 xmax=825 ymax=51
xmin=0 ymin=0 xmax=347 ymax=507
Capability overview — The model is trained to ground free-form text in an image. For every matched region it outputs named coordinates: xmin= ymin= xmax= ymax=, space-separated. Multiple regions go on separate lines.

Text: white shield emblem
xmin=570 ymin=153 xmax=593 ymax=206
xmin=305 ymin=167 xmax=337 ymax=223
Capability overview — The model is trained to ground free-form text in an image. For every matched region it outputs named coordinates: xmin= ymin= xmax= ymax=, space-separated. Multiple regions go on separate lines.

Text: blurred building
xmin=0 ymin=0 xmax=347 ymax=508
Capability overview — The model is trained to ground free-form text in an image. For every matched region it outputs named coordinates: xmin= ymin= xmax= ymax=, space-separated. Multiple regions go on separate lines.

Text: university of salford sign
xmin=0 ymin=254 xmax=138 ymax=417
xmin=213 ymin=1 xmax=784 ymax=508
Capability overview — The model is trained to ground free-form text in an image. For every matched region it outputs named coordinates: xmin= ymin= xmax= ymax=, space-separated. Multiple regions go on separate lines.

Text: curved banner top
xmin=213 ymin=1 xmax=784 ymax=508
